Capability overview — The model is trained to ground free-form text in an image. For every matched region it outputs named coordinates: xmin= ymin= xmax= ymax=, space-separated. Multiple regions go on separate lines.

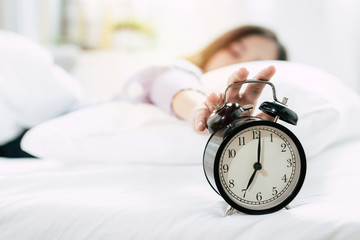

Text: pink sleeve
xmin=115 ymin=60 xmax=203 ymax=115
xmin=150 ymin=69 xmax=202 ymax=114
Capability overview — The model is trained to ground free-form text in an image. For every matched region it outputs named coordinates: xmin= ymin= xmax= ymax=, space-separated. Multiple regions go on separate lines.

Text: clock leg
xmin=224 ymin=205 xmax=236 ymax=217
xmin=285 ymin=205 xmax=291 ymax=210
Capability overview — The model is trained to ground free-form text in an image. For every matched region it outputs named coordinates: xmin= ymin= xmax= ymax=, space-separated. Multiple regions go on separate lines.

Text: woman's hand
xmin=194 ymin=65 xmax=276 ymax=133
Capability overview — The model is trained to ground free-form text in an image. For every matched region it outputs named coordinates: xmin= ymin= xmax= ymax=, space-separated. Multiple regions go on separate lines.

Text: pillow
xmin=21 ymin=101 xmax=208 ymax=164
xmin=201 ymin=60 xmax=360 ymax=157
xmin=0 ymin=30 xmax=84 ymax=145
xmin=22 ymin=61 xmax=360 ymax=164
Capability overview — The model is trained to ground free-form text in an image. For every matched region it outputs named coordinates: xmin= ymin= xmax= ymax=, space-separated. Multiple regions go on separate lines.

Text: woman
xmin=120 ymin=25 xmax=287 ymax=133
xmin=0 ymin=25 xmax=286 ymax=158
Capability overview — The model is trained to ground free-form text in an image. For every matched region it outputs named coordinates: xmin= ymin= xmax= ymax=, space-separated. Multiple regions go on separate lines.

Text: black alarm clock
xmin=203 ymin=79 xmax=306 ymax=216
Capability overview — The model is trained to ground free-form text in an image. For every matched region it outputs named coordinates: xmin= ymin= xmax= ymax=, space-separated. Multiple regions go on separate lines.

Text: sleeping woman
xmin=118 ymin=25 xmax=288 ymax=133
xmin=0 ymin=25 xmax=286 ymax=158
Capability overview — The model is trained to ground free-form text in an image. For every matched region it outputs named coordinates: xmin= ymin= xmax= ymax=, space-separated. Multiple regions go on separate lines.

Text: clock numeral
xmin=229 ymin=179 xmax=235 ymax=188
xmin=241 ymin=189 xmax=247 ymax=198
xmin=270 ymin=134 xmax=274 ymax=142
xmin=281 ymin=143 xmax=287 ymax=152
xmin=238 ymin=136 xmax=245 ymax=146
xmin=287 ymin=159 xmax=292 ymax=168
xmin=256 ymin=192 xmax=262 ymax=201
xmin=282 ymin=174 xmax=287 ymax=183
xmin=228 ymin=149 xmax=236 ymax=158
xmin=252 ymin=130 xmax=260 ymax=139
xmin=272 ymin=187 xmax=278 ymax=196
xmin=222 ymin=164 xmax=229 ymax=173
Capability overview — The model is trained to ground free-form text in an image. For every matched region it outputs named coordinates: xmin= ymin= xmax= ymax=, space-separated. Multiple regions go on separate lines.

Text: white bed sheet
xmin=1 ymin=138 xmax=360 ymax=240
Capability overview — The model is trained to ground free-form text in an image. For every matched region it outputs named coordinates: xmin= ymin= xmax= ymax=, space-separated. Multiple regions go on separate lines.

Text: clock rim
xmin=213 ymin=120 xmax=307 ymax=215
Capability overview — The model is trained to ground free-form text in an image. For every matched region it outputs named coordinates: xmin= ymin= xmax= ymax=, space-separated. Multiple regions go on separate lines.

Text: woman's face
xmin=203 ymin=35 xmax=279 ymax=72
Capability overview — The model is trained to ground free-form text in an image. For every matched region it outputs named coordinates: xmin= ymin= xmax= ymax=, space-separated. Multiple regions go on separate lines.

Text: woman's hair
xmin=187 ymin=25 xmax=288 ymax=70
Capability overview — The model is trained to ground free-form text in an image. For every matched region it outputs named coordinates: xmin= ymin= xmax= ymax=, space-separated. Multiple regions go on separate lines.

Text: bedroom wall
xmin=235 ymin=0 xmax=360 ymax=93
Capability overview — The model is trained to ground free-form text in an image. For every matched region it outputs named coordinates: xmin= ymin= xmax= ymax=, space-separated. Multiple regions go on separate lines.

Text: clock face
xmin=215 ymin=122 xmax=305 ymax=214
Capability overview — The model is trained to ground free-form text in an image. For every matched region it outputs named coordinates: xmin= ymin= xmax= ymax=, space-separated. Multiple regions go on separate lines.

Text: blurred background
xmin=1 ymin=0 xmax=359 ymax=98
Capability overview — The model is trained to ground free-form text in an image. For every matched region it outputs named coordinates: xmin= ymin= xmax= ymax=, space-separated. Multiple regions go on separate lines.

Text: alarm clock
xmin=203 ymin=79 xmax=306 ymax=216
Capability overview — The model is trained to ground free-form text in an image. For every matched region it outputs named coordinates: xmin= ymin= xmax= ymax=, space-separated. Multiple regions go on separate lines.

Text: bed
xmin=1 ymin=31 xmax=360 ymax=239
xmin=1 ymin=138 xmax=360 ymax=239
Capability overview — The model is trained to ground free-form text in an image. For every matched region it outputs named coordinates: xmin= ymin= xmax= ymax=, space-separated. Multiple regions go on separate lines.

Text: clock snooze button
xmin=242 ymin=104 xmax=254 ymax=111
xmin=207 ymin=103 xmax=244 ymax=134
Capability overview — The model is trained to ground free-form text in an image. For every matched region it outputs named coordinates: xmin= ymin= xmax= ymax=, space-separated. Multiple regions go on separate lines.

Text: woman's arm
xmin=117 ymin=60 xmax=203 ymax=115
xmin=171 ymin=89 xmax=207 ymax=128
xmin=172 ymin=66 xmax=277 ymax=134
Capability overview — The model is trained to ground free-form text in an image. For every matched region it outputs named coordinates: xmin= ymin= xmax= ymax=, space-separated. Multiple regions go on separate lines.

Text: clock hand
xmin=257 ymin=131 xmax=261 ymax=164
xmin=245 ymin=131 xmax=262 ymax=190
xmin=246 ymin=169 xmax=257 ymax=190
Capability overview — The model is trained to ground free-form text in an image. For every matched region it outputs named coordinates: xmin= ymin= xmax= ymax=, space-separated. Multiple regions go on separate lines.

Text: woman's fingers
xmin=194 ymin=107 xmax=209 ymax=132
xmin=226 ymin=67 xmax=249 ymax=102
xmin=194 ymin=92 xmax=220 ymax=132
xmin=204 ymin=92 xmax=221 ymax=112
xmin=194 ymin=66 xmax=276 ymax=133
xmin=242 ymin=65 xmax=276 ymax=105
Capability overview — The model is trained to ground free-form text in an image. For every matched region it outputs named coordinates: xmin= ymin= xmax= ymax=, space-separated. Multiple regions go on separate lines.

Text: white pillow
xmin=22 ymin=61 xmax=360 ymax=163
xmin=21 ymin=101 xmax=208 ymax=164
xmin=201 ymin=60 xmax=360 ymax=157
xmin=0 ymin=30 xmax=84 ymax=145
